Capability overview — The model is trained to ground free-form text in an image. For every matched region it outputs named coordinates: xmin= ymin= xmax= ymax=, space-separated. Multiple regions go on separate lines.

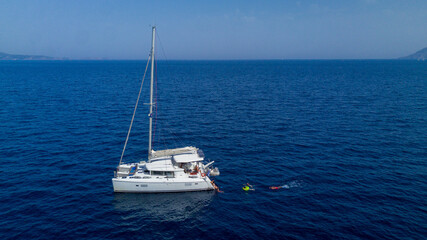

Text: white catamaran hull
xmin=112 ymin=177 xmax=214 ymax=193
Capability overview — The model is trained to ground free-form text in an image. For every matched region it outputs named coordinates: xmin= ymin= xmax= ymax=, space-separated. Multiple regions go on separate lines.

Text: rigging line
xmin=118 ymin=56 xmax=151 ymax=166
xmin=167 ymin=128 xmax=186 ymax=149
xmin=156 ymin=30 xmax=169 ymax=62
xmin=156 ymin=30 xmax=176 ymax=148
xmin=155 ymin=30 xmax=185 ymax=149
xmin=160 ymin=128 xmax=168 ymax=151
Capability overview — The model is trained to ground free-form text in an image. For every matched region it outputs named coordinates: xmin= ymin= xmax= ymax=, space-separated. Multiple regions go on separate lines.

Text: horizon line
xmin=0 ymin=58 xmax=412 ymax=61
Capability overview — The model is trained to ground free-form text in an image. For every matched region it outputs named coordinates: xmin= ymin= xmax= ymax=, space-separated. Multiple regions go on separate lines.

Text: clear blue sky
xmin=0 ymin=0 xmax=426 ymax=59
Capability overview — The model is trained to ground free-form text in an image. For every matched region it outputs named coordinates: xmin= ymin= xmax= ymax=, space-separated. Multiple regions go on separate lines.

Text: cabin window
xmin=151 ymin=171 xmax=174 ymax=177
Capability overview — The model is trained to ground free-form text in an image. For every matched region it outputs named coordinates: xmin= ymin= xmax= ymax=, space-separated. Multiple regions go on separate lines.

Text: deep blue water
xmin=0 ymin=60 xmax=426 ymax=239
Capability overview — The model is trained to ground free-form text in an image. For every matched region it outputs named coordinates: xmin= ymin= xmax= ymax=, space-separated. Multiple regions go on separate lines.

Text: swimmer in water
xmin=243 ymin=183 xmax=255 ymax=191
xmin=269 ymin=184 xmax=288 ymax=190
xmin=211 ymin=180 xmax=223 ymax=193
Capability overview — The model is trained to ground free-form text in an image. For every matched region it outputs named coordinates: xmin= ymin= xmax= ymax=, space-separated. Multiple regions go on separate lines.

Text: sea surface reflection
xmin=113 ymin=191 xmax=215 ymax=222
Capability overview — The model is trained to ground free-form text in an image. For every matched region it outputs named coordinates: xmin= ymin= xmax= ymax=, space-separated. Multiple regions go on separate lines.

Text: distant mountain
xmin=0 ymin=52 xmax=56 ymax=60
xmin=399 ymin=47 xmax=427 ymax=60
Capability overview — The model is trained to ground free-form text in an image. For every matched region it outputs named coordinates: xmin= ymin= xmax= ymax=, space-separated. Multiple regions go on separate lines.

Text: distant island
xmin=0 ymin=52 xmax=59 ymax=60
xmin=2 ymin=48 xmax=427 ymax=61
xmin=399 ymin=47 xmax=427 ymax=61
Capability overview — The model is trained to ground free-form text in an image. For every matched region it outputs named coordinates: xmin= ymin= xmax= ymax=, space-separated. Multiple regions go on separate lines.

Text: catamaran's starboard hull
xmin=112 ymin=178 xmax=214 ymax=193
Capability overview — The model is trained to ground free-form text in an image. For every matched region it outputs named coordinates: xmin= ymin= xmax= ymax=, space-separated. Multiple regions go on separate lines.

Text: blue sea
xmin=0 ymin=60 xmax=426 ymax=239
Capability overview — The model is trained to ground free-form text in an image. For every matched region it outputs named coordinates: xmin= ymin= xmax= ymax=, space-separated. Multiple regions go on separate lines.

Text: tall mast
xmin=148 ymin=26 xmax=155 ymax=159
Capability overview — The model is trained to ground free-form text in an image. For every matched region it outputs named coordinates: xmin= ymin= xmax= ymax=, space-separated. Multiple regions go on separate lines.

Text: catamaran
xmin=112 ymin=27 xmax=220 ymax=193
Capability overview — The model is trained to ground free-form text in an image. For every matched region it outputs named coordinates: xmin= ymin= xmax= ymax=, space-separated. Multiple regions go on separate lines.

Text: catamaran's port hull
xmin=112 ymin=178 xmax=214 ymax=193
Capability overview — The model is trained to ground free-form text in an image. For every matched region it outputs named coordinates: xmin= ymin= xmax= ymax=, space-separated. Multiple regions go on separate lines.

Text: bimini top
xmin=145 ymin=159 xmax=179 ymax=171
xmin=150 ymin=146 xmax=205 ymax=163
xmin=173 ymin=153 xmax=203 ymax=163
xmin=150 ymin=146 xmax=197 ymax=158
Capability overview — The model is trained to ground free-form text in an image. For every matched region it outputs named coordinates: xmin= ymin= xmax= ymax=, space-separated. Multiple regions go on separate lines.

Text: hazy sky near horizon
xmin=1 ymin=0 xmax=426 ymax=59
